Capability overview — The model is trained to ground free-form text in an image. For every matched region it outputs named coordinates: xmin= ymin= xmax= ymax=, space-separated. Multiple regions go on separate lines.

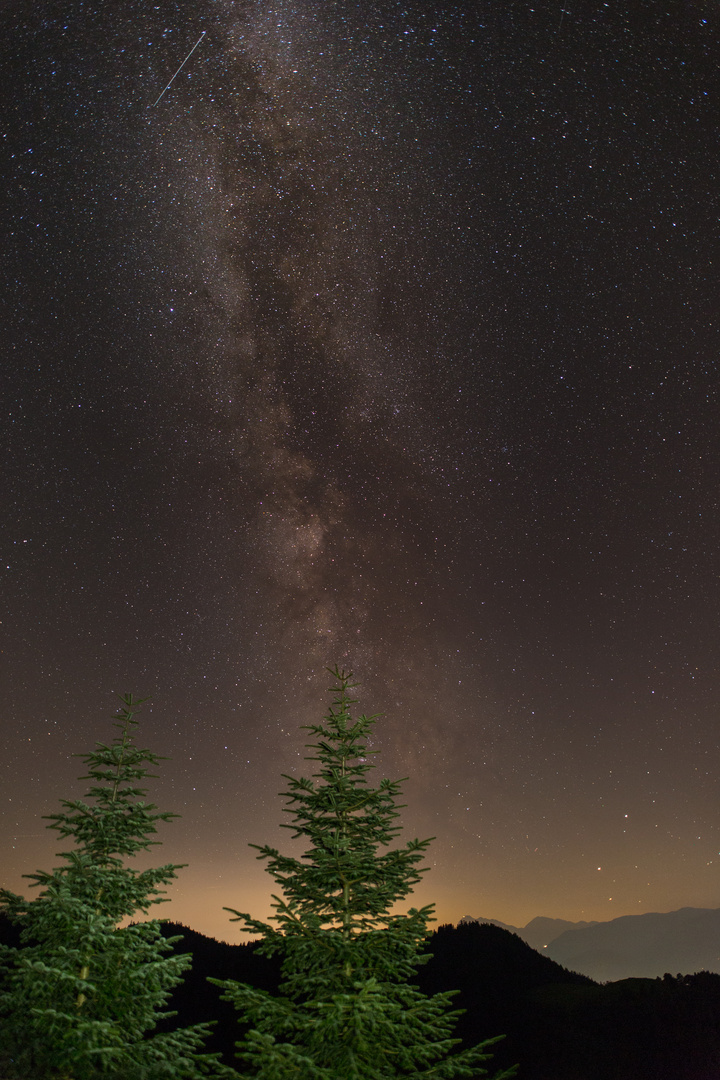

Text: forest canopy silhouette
xmin=2 ymin=675 xmax=720 ymax=1080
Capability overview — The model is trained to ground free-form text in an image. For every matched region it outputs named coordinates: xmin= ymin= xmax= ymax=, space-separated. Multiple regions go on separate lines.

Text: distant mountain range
xmin=461 ymin=906 xmax=720 ymax=981
xmin=459 ymin=914 xmax=600 ymax=951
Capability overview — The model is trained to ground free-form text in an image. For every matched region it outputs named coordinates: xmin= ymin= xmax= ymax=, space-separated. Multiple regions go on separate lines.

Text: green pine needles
xmin=0 ymin=695 xmax=234 ymax=1080
xmin=212 ymin=668 xmax=516 ymax=1079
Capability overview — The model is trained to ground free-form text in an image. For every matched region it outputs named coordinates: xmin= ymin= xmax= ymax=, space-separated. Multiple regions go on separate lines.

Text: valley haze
xmin=463 ymin=905 xmax=720 ymax=981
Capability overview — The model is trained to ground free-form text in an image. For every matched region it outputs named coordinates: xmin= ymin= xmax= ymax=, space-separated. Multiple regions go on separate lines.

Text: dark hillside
xmin=154 ymin=922 xmax=281 ymax=1062
xmin=420 ymin=922 xmax=720 ymax=1080
xmin=420 ymin=921 xmax=593 ymax=1076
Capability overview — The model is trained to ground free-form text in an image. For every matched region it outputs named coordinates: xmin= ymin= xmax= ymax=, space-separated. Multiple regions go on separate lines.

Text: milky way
xmin=3 ymin=1 xmax=720 ymax=940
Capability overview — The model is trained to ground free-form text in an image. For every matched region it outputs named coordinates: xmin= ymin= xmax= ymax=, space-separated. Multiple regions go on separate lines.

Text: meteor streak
xmin=151 ymin=30 xmax=206 ymax=107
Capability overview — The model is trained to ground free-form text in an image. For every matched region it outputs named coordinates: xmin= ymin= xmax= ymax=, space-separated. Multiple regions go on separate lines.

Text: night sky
xmin=3 ymin=0 xmax=720 ymax=944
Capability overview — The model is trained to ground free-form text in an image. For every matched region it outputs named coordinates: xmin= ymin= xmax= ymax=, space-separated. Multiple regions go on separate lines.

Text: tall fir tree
xmin=0 ymin=694 xmax=236 ymax=1080
xmin=212 ymin=668 xmax=517 ymax=1079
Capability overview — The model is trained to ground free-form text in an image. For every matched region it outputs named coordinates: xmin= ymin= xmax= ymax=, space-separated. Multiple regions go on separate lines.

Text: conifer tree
xmin=0 ymin=694 xmax=236 ymax=1080
xmin=212 ymin=668 xmax=516 ymax=1079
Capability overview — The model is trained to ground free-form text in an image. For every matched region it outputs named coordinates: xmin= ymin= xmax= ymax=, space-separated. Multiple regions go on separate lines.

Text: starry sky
xmin=3 ymin=0 xmax=720 ymax=944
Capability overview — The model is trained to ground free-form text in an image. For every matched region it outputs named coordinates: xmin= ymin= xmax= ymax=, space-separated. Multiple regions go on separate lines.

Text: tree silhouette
xmin=212 ymin=668 xmax=516 ymax=1079
xmin=0 ymin=695 xmax=234 ymax=1080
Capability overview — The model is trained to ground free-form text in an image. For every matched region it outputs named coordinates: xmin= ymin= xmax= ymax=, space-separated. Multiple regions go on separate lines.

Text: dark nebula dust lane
xmin=2 ymin=1 xmax=720 ymax=940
